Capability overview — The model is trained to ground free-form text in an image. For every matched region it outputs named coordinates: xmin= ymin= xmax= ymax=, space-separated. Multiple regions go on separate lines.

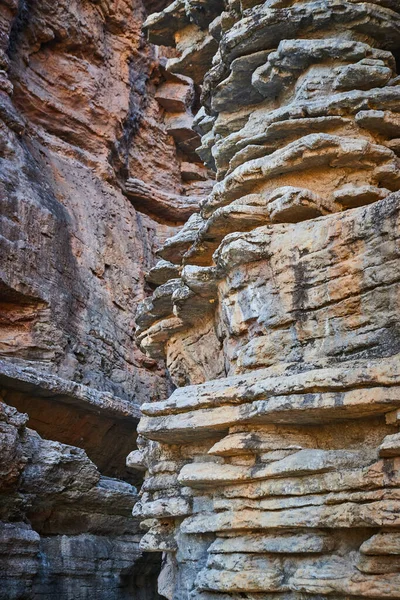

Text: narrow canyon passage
xmin=1 ymin=0 xmax=400 ymax=599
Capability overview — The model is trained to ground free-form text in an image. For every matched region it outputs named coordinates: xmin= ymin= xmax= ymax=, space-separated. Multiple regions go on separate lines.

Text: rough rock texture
xmin=0 ymin=0 xmax=209 ymax=596
xmin=0 ymin=396 xmax=166 ymax=599
xmin=136 ymin=0 xmax=400 ymax=598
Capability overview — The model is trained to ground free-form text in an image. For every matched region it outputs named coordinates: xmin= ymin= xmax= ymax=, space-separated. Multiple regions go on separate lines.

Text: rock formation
xmin=135 ymin=0 xmax=400 ymax=598
xmin=0 ymin=0 xmax=208 ymax=596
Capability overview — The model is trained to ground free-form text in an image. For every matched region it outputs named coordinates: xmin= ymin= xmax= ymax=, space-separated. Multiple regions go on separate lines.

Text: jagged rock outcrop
xmin=135 ymin=0 xmax=400 ymax=598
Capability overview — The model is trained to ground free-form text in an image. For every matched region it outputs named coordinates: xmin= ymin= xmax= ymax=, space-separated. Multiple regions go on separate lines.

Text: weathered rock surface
xmin=136 ymin=0 xmax=400 ymax=597
xmin=0 ymin=0 xmax=213 ymax=595
xmin=0 ymin=397 xmax=168 ymax=598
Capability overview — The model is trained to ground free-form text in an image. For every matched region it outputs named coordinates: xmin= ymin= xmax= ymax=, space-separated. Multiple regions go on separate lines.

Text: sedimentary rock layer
xmin=136 ymin=0 xmax=400 ymax=597
xmin=0 ymin=0 xmax=211 ymax=596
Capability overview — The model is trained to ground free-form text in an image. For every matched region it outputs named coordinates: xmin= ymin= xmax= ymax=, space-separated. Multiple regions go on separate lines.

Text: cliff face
xmin=3 ymin=0 xmax=400 ymax=597
xmin=0 ymin=0 xmax=207 ymax=597
xmin=135 ymin=0 xmax=400 ymax=598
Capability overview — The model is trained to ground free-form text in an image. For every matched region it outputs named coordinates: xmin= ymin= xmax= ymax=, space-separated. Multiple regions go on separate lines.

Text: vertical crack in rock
xmin=135 ymin=0 xmax=400 ymax=598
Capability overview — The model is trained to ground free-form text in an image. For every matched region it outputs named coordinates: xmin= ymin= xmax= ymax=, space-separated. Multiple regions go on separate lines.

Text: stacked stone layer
xmin=0 ymin=0 xmax=211 ymax=595
xmin=136 ymin=0 xmax=400 ymax=597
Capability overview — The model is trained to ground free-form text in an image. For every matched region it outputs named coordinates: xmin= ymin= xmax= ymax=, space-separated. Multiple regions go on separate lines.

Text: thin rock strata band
xmin=134 ymin=0 xmax=400 ymax=598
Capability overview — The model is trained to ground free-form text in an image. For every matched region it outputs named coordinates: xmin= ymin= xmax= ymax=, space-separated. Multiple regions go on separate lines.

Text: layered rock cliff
xmin=135 ymin=0 xmax=400 ymax=598
xmin=0 ymin=0 xmax=209 ymax=597
xmin=3 ymin=0 xmax=400 ymax=597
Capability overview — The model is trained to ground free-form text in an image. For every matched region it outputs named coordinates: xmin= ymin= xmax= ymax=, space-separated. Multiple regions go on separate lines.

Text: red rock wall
xmin=1 ymin=0 xmax=176 ymax=403
xmin=0 ymin=0 xmax=208 ymax=597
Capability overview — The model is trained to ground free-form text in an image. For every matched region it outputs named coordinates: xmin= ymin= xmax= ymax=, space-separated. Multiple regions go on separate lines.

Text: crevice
xmin=122 ymin=553 xmax=167 ymax=600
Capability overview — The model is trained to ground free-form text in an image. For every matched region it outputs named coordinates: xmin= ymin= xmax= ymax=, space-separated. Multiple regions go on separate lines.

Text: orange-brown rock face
xmin=135 ymin=0 xmax=400 ymax=598
xmin=0 ymin=0 xmax=209 ymax=597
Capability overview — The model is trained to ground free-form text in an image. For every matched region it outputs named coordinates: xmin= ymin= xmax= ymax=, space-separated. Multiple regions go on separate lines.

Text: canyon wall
xmin=0 ymin=0 xmax=209 ymax=596
xmin=3 ymin=0 xmax=400 ymax=597
xmin=135 ymin=0 xmax=400 ymax=598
